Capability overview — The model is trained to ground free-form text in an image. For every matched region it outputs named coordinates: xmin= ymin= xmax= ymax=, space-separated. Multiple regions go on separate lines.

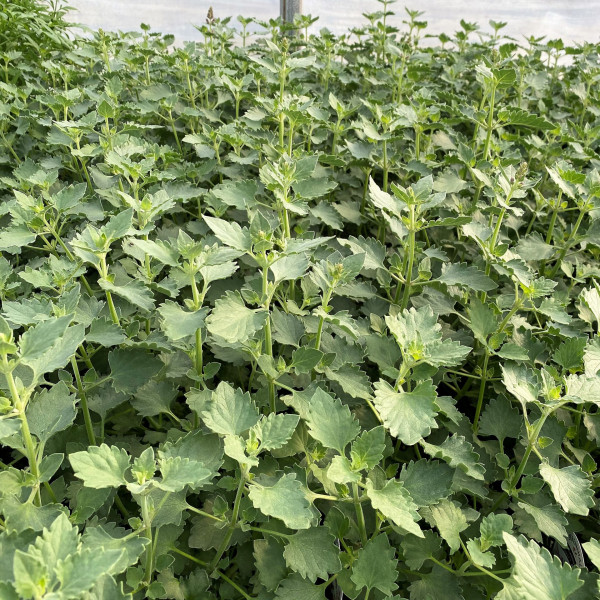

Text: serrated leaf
xmin=305 ymin=388 xmax=360 ymax=453
xmin=248 ymin=473 xmax=313 ymax=529
xmin=206 ymin=291 xmax=267 ymax=344
xmin=427 ymin=499 xmax=468 ymax=553
xmin=498 ymin=106 xmax=555 ymax=130
xmin=253 ymin=413 xmax=299 ymax=451
xmin=69 ymin=444 xmax=130 ymax=489
xmin=539 ymin=463 xmax=595 ymax=516
xmin=158 ymin=301 xmax=207 ymax=341
xmin=421 ymin=435 xmax=485 ymax=480
xmin=438 ymin=262 xmax=497 ymax=292
xmin=202 ymin=381 xmax=259 ymax=436
xmin=274 ymin=574 xmax=326 ymax=600
xmin=204 ymin=215 xmax=251 ymax=252
xmin=373 ymin=380 xmax=438 ymax=445
xmin=350 ymin=426 xmax=386 ymax=471
xmin=501 ymin=533 xmax=583 ymax=600
xmin=283 ymin=527 xmax=342 ymax=582
xmin=99 ymin=278 xmax=154 ymax=312
xmin=366 ymin=479 xmax=423 ymax=537
xmin=398 ymin=459 xmax=454 ymax=507
xmin=351 ymin=533 xmax=398 ymax=596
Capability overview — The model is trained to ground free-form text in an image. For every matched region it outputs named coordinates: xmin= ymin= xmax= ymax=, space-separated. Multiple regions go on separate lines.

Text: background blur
xmin=67 ymin=0 xmax=600 ymax=44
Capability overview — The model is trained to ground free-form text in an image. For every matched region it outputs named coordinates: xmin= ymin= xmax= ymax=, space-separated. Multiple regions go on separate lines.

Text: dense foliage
xmin=1 ymin=1 xmax=600 ymax=598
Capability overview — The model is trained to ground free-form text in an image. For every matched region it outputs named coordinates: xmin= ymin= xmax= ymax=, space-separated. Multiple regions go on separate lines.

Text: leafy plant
xmin=1 ymin=2 xmax=600 ymax=599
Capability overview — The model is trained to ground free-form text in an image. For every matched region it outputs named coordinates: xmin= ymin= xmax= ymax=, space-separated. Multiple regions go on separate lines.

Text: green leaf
xmin=398 ymin=459 xmax=454 ymax=507
xmin=325 ymin=364 xmax=373 ymax=400
xmin=158 ymin=301 xmax=207 ymax=341
xmin=98 ymin=278 xmax=155 ymax=312
xmin=252 ymin=413 xmax=300 ymax=451
xmin=498 ymin=106 xmax=555 ymax=130
xmin=501 ymin=533 xmax=583 ymax=600
xmin=206 ymin=291 xmax=267 ymax=344
xmin=69 ymin=444 xmax=130 ymax=489
xmin=478 ymin=397 xmax=522 ymax=441
xmin=254 ymin=538 xmax=287 ymax=592
xmin=18 ymin=316 xmax=71 ymax=363
xmin=366 ymin=479 xmax=423 ymax=537
xmin=327 ymin=455 xmax=361 ymax=484
xmin=351 ymin=533 xmax=398 ymax=596
xmin=350 ymin=426 xmax=386 ymax=471
xmin=409 ymin=566 xmax=464 ymax=600
xmin=204 ymin=216 xmax=251 ymax=252
xmin=283 ymin=527 xmax=342 ymax=582
xmin=158 ymin=457 xmax=212 ymax=492
xmin=290 ymin=347 xmax=324 ymax=373
xmin=438 ymin=262 xmax=497 ymax=292
xmin=132 ymin=381 xmax=178 ymax=417
xmin=102 ymin=208 xmax=133 ymax=241
xmin=539 ymin=463 xmax=595 ymax=516
xmin=53 ymin=183 xmax=87 ymax=211
xmin=468 ymin=299 xmax=498 ymax=344
xmin=373 ymin=380 xmax=438 ymax=445
xmin=427 ymin=499 xmax=468 ymax=553
xmin=480 ymin=513 xmax=513 ymax=550
xmin=293 ymin=177 xmax=337 ymax=199
xmin=271 ymin=253 xmax=310 ymax=283
xmin=401 ymin=531 xmax=445 ymax=570
xmin=274 ymin=574 xmax=326 ymax=600
xmin=248 ymin=473 xmax=314 ymax=529
xmin=202 ymin=381 xmax=259 ymax=436
xmin=27 ymin=382 xmax=76 ymax=444
xmin=108 ymin=348 xmax=162 ymax=394
xmin=421 ymin=435 xmax=485 ymax=480
xmin=13 ymin=551 xmax=47 ymax=600
xmin=584 ymin=338 xmax=600 ymax=376
xmin=502 ymin=363 xmax=540 ymax=408
xmin=516 ymin=502 xmax=568 ymax=547
xmin=305 ymin=387 xmax=360 ymax=453
xmin=86 ymin=317 xmax=127 ymax=346
xmin=56 ymin=547 xmax=124 ymax=598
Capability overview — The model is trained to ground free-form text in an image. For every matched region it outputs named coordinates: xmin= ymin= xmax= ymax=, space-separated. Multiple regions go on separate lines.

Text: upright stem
xmin=262 ymin=266 xmax=275 ymax=412
xmin=549 ymin=204 xmax=587 ymax=278
xmin=141 ymin=495 xmax=154 ymax=584
xmin=3 ymin=358 xmax=40 ymax=505
xmin=509 ymin=409 xmax=551 ymax=491
xmin=71 ymin=355 xmax=96 ymax=445
xmin=473 ymin=350 xmax=490 ymax=434
xmin=483 ymin=83 xmax=496 ymax=161
xmin=352 ymin=483 xmax=368 ymax=545
xmin=382 ymin=139 xmax=388 ymax=192
xmin=210 ymin=472 xmax=245 ymax=571
xmin=400 ymin=205 xmax=416 ymax=310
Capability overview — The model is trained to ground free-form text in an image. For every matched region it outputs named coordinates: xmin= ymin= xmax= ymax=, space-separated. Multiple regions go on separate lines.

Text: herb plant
xmin=1 ymin=1 xmax=600 ymax=598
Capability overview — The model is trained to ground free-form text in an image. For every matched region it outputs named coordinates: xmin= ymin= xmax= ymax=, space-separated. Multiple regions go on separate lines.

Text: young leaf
xmin=202 ymin=381 xmax=259 ymax=436
xmin=206 ymin=291 xmax=267 ymax=344
xmin=366 ymin=479 xmax=423 ymax=537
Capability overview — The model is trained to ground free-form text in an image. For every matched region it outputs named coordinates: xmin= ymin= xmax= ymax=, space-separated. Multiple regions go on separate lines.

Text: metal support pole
xmin=280 ymin=0 xmax=302 ymax=24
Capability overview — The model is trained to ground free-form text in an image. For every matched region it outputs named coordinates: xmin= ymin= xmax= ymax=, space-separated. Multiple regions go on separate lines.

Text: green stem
xmin=509 ymin=409 xmax=551 ymax=491
xmin=548 ymin=204 xmax=587 ymax=278
xmin=141 ymin=495 xmax=154 ymax=584
xmin=210 ymin=472 xmax=245 ymax=571
xmin=262 ymin=266 xmax=275 ymax=413
xmin=71 ymin=356 xmax=96 ymax=445
xmin=3 ymin=358 xmax=40 ymax=505
xmin=352 ymin=483 xmax=368 ymax=545
xmin=195 ymin=328 xmax=203 ymax=379
xmin=400 ymin=205 xmax=416 ymax=310
xmin=483 ymin=83 xmax=496 ymax=161
xmin=382 ymin=139 xmax=388 ymax=192
xmin=473 ymin=350 xmax=489 ymax=434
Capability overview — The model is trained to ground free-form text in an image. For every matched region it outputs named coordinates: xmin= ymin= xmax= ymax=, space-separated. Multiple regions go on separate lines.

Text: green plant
xmin=0 ymin=3 xmax=600 ymax=599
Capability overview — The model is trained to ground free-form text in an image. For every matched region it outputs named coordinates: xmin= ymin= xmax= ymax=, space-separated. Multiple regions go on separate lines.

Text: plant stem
xmin=473 ymin=350 xmax=489 ymax=434
xmin=352 ymin=483 xmax=368 ymax=545
xmin=400 ymin=205 xmax=416 ymax=310
xmin=483 ymin=82 xmax=496 ymax=161
xmin=71 ymin=355 xmax=96 ymax=445
xmin=141 ymin=494 xmax=154 ymax=584
xmin=549 ymin=204 xmax=587 ymax=278
xmin=210 ymin=472 xmax=245 ymax=571
xmin=509 ymin=408 xmax=551 ymax=491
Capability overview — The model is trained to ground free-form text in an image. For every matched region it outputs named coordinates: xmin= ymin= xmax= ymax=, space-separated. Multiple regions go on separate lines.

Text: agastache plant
xmin=0 ymin=1 xmax=599 ymax=599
